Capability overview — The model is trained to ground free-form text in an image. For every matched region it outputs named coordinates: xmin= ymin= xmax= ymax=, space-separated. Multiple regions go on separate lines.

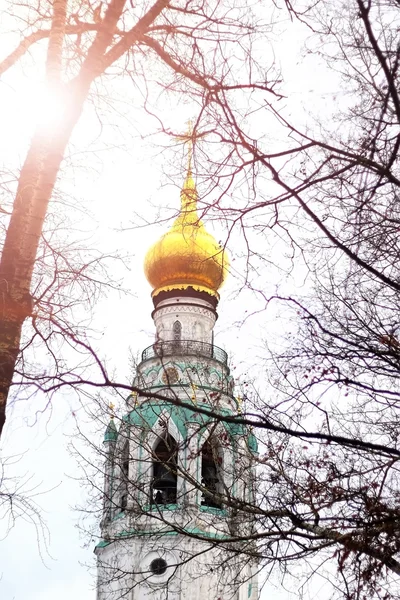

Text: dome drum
xmin=151 ymin=287 xmax=219 ymax=311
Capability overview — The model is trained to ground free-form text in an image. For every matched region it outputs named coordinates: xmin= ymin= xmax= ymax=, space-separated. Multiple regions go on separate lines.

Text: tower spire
xmin=177 ymin=119 xmax=198 ymax=214
xmin=178 ymin=118 xmax=194 ymax=174
xmin=144 ymin=120 xmax=228 ymax=299
xmin=185 ymin=118 xmax=193 ymax=175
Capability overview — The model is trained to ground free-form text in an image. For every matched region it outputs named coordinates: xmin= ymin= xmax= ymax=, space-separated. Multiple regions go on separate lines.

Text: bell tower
xmin=95 ymin=141 xmax=258 ymax=600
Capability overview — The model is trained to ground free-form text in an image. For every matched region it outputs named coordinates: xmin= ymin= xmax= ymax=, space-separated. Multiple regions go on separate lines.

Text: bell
xmin=203 ymin=466 xmax=218 ymax=483
xmin=153 ymin=464 xmax=176 ymax=489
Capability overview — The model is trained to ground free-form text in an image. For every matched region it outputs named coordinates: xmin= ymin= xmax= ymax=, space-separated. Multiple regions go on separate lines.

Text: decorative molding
xmin=138 ymin=360 xmax=235 ymax=394
xmin=161 ymin=367 xmax=180 ymax=385
xmin=155 ymin=304 xmax=216 ymax=318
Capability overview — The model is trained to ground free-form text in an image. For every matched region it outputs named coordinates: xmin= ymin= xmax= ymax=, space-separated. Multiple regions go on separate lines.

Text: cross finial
xmin=186 ymin=118 xmax=194 ymax=173
xmin=109 ymin=402 xmax=115 ymax=418
xmin=176 ymin=118 xmax=195 ymax=175
xmin=130 ymin=390 xmax=138 ymax=407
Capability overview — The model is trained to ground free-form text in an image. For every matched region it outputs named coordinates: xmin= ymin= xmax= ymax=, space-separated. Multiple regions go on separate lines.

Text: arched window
xmin=201 ymin=439 xmax=222 ymax=508
xmin=173 ymin=320 xmax=182 ymax=342
xmin=151 ymin=434 xmax=178 ymax=505
xmin=119 ymin=441 xmax=129 ymax=512
xmin=201 ymin=440 xmax=222 ymax=508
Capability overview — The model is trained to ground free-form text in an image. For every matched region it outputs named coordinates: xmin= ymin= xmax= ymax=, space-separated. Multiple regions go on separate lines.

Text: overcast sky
xmin=0 ymin=8 xmax=340 ymax=599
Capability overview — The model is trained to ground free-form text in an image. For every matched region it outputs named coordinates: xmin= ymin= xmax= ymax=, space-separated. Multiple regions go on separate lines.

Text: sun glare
xmin=29 ymin=81 xmax=69 ymax=131
xmin=16 ymin=78 xmax=98 ymax=146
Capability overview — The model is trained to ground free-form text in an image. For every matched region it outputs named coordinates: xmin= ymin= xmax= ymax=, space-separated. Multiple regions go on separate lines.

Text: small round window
xmin=150 ymin=558 xmax=167 ymax=576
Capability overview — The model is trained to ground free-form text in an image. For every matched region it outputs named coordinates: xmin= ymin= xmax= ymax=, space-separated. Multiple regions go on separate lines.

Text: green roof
xmin=247 ymin=431 xmax=258 ymax=454
xmin=103 ymin=398 xmax=257 ymax=454
xmin=122 ymin=399 xmax=257 ymax=453
xmin=104 ymin=418 xmax=118 ymax=442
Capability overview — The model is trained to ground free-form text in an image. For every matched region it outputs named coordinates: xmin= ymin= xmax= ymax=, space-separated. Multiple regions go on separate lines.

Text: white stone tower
xmin=95 ymin=156 xmax=258 ymax=600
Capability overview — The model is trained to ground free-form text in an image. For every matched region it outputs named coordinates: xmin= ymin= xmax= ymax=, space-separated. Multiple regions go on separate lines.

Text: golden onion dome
xmin=144 ymin=169 xmax=229 ymax=298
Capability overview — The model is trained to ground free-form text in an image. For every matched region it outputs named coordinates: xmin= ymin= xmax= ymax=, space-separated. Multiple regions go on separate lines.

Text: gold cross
xmin=109 ymin=402 xmax=115 ymax=418
xmin=130 ymin=390 xmax=138 ymax=407
xmin=176 ymin=119 xmax=207 ymax=173
xmin=175 ymin=118 xmax=195 ymax=173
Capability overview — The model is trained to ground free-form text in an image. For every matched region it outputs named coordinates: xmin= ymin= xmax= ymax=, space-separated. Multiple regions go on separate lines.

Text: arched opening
xmin=151 ymin=434 xmax=178 ymax=505
xmin=201 ymin=439 xmax=223 ymax=508
xmin=172 ymin=320 xmax=182 ymax=347
xmin=119 ymin=441 xmax=129 ymax=512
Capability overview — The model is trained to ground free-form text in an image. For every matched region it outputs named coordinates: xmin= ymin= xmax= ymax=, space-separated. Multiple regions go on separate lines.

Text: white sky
xmin=0 ymin=8 xmax=341 ymax=600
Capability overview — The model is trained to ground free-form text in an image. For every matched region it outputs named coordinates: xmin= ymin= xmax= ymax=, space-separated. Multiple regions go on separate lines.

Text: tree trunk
xmin=0 ymin=86 xmax=87 ymax=437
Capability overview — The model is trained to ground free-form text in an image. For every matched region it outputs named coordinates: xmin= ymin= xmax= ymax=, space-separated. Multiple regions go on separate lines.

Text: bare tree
xmin=71 ymin=1 xmax=400 ymax=598
xmin=0 ymin=0 xmax=276 ymax=437
xmin=76 ymin=360 xmax=400 ymax=599
xmin=0 ymin=452 xmax=50 ymax=557
xmin=4 ymin=0 xmax=400 ymax=597
xmin=195 ymin=0 xmax=400 ymax=596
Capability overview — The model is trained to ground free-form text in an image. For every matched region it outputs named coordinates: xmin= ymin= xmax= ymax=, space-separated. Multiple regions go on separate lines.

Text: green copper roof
xmin=247 ymin=431 xmax=258 ymax=454
xmin=103 ymin=398 xmax=257 ymax=453
xmin=122 ymin=399 xmax=257 ymax=453
xmin=104 ymin=418 xmax=118 ymax=442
